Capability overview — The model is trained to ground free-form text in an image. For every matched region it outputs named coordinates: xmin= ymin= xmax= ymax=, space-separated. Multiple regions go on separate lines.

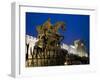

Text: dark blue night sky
xmin=26 ymin=12 xmax=90 ymax=52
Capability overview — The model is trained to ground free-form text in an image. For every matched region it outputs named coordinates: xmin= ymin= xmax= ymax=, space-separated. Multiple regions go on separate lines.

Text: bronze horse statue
xmin=35 ymin=18 xmax=66 ymax=56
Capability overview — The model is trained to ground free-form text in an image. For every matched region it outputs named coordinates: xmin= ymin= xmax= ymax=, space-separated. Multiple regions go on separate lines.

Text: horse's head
xmin=54 ymin=21 xmax=66 ymax=32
